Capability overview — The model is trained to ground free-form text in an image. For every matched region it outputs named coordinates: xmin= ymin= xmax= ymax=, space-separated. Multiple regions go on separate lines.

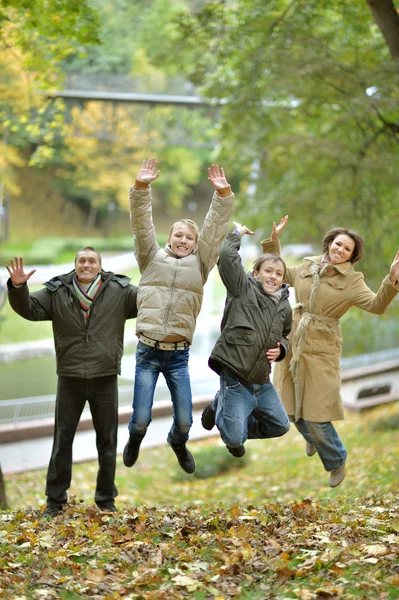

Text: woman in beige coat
xmin=262 ymin=218 xmax=399 ymax=487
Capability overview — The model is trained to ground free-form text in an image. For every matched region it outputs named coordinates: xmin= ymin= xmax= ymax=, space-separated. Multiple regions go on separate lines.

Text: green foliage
xmin=156 ymin=0 xmax=399 ymax=283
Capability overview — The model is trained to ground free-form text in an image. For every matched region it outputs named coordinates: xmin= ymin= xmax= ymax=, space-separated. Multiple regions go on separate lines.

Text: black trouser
xmin=45 ymin=375 xmax=118 ymax=507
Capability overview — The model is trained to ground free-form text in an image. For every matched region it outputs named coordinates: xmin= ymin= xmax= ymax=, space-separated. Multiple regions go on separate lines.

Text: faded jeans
xmin=213 ymin=367 xmax=290 ymax=448
xmin=128 ymin=342 xmax=192 ymax=446
xmin=292 ymin=417 xmax=347 ymax=472
xmin=46 ymin=375 xmax=118 ymax=507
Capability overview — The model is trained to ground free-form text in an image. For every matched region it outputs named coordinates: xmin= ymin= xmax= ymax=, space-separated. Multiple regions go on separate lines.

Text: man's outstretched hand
xmin=6 ymin=257 xmax=36 ymax=287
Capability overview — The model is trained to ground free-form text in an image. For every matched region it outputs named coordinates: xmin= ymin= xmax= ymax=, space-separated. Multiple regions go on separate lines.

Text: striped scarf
xmin=73 ymin=273 xmax=102 ymax=321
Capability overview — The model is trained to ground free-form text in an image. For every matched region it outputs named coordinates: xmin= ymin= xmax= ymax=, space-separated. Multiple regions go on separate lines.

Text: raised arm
xmin=260 ymin=215 xmax=298 ymax=286
xmin=217 ymin=224 xmax=254 ymax=296
xmin=6 ymin=258 xmax=52 ymax=321
xmin=129 ymin=158 xmax=161 ymax=273
xmin=389 ymin=250 xmax=399 ymax=288
xmin=197 ymin=164 xmax=235 ymax=281
xmin=351 ymin=249 xmax=399 ymax=314
xmin=6 ymin=257 xmax=36 ymax=287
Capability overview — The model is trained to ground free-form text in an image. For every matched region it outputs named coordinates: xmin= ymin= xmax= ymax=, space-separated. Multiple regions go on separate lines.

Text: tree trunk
xmin=365 ymin=0 xmax=399 ymax=58
xmin=0 ymin=465 xmax=9 ymax=509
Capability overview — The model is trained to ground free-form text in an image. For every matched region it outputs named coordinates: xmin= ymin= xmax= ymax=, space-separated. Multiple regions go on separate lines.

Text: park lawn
xmin=3 ymin=402 xmax=399 ymax=599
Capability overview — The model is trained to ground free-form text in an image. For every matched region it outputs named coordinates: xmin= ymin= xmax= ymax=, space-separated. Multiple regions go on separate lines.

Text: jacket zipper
xmin=163 ymin=260 xmax=178 ymax=332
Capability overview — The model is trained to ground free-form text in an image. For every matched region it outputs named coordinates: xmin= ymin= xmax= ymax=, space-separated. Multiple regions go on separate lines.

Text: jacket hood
xmin=247 ymin=272 xmax=290 ymax=299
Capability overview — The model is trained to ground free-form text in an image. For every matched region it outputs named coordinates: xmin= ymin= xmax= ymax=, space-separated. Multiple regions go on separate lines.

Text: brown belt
xmin=138 ymin=333 xmax=190 ymax=351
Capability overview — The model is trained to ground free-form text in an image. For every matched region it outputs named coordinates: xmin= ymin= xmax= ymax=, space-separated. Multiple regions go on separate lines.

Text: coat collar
xmin=303 ymin=255 xmax=354 ymax=276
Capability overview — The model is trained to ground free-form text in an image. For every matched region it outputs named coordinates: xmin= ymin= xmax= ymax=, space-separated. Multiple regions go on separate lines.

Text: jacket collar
xmin=164 ymin=244 xmax=197 ymax=259
xmin=248 ymin=272 xmax=290 ymax=299
xmin=44 ymin=269 xmax=130 ymax=291
xmin=304 ymin=255 xmax=354 ymax=276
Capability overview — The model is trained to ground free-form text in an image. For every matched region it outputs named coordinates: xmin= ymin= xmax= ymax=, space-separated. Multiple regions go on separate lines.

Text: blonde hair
xmin=169 ymin=219 xmax=200 ymax=242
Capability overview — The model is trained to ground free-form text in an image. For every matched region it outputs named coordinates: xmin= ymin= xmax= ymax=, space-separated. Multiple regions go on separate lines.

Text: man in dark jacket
xmin=6 ymin=248 xmax=137 ymax=517
xmin=201 ymin=223 xmax=292 ymax=457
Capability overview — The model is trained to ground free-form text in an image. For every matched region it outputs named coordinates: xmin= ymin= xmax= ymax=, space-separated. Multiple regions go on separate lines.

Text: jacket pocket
xmin=225 ymin=326 xmax=256 ymax=346
xmin=326 ymin=279 xmax=347 ymax=291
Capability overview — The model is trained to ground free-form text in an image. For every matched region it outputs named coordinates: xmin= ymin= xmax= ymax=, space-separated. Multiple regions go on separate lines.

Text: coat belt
xmin=293 ymin=303 xmax=339 ymax=326
xmin=138 ymin=333 xmax=190 ymax=351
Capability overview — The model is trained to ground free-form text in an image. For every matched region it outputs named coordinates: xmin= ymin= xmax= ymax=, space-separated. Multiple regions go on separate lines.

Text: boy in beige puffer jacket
xmin=123 ymin=158 xmax=234 ymax=473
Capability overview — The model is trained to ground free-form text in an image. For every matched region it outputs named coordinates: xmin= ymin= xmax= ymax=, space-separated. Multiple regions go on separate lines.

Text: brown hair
xmin=74 ymin=247 xmax=102 ymax=265
xmin=169 ymin=219 xmax=200 ymax=242
xmin=322 ymin=227 xmax=364 ymax=264
xmin=252 ymin=253 xmax=287 ymax=278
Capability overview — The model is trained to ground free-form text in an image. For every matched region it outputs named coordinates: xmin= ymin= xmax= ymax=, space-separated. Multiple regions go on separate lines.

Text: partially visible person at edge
xmin=6 ymin=249 xmax=138 ymax=518
xmin=123 ymin=158 xmax=234 ymax=474
xmin=200 ymin=221 xmax=292 ymax=457
xmin=260 ymin=217 xmax=399 ymax=487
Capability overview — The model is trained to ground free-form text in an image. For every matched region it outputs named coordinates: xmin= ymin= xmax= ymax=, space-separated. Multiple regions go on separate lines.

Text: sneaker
xmin=42 ymin=505 xmax=63 ymax=519
xmin=201 ymin=403 xmax=216 ymax=431
xmin=96 ymin=502 xmax=117 ymax=513
xmin=169 ymin=442 xmax=196 ymax=474
xmin=306 ymin=442 xmax=317 ymax=457
xmin=226 ymin=445 xmax=246 ymax=458
xmin=329 ymin=462 xmax=346 ymax=488
xmin=123 ymin=435 xmax=142 ymax=467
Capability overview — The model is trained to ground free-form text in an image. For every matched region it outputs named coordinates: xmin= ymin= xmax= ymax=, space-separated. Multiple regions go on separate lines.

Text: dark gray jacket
xmin=209 ymin=233 xmax=292 ymax=384
xmin=7 ymin=270 xmax=137 ymax=378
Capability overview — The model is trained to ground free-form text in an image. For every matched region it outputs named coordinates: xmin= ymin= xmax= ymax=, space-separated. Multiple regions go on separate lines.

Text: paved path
xmin=0 ymin=410 xmax=216 ymax=474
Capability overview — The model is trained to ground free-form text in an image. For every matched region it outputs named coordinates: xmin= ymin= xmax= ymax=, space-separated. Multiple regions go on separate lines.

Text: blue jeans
xmin=292 ymin=417 xmax=347 ymax=472
xmin=128 ymin=342 xmax=193 ymax=446
xmin=213 ymin=367 xmax=290 ymax=448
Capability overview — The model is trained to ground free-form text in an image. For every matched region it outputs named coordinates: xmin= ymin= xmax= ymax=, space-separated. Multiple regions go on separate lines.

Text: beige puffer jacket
xmin=130 ymin=185 xmax=234 ymax=344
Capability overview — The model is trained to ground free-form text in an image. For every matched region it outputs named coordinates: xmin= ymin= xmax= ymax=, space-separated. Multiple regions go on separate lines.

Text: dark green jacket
xmin=7 ymin=270 xmax=137 ymax=378
xmin=209 ymin=233 xmax=292 ymax=384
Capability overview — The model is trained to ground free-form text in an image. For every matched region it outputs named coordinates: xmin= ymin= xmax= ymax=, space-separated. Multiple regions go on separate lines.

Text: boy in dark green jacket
xmin=201 ymin=223 xmax=292 ymax=457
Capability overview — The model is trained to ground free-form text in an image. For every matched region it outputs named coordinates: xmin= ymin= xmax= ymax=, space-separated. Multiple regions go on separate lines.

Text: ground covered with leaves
xmin=2 ymin=403 xmax=399 ymax=599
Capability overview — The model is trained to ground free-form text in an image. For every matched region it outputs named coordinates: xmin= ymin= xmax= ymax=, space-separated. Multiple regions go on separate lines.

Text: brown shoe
xmin=306 ymin=442 xmax=317 ymax=457
xmin=329 ymin=462 xmax=346 ymax=488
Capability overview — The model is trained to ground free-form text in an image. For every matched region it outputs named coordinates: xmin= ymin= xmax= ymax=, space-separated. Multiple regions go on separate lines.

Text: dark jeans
xmin=45 ymin=375 xmax=118 ymax=507
xmin=128 ymin=343 xmax=192 ymax=446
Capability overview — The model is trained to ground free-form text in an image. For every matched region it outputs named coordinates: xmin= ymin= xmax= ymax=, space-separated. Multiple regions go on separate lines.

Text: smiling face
xmin=328 ymin=234 xmax=355 ymax=265
xmin=254 ymin=259 xmax=285 ymax=293
xmin=168 ymin=223 xmax=198 ymax=258
xmin=75 ymin=249 xmax=102 ymax=283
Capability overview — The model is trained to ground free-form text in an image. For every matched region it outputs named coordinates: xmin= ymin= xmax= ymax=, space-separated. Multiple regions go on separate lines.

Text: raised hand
xmin=233 ymin=221 xmax=255 ymax=236
xmin=136 ymin=158 xmax=160 ymax=183
xmin=271 ymin=215 xmax=289 ymax=241
xmin=389 ymin=249 xmax=399 ymax=286
xmin=6 ymin=257 xmax=36 ymax=287
xmin=208 ymin=164 xmax=229 ymax=189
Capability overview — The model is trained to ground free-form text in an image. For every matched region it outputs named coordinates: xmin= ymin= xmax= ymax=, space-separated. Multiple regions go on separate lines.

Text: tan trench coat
xmin=261 ymin=238 xmax=398 ymax=422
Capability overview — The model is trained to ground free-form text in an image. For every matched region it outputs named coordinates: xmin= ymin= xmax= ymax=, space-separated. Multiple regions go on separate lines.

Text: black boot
xmin=123 ymin=435 xmax=142 ymax=467
xmin=42 ymin=504 xmax=63 ymax=519
xmin=169 ymin=442 xmax=196 ymax=474
xmin=201 ymin=403 xmax=216 ymax=431
xmin=227 ymin=445 xmax=246 ymax=458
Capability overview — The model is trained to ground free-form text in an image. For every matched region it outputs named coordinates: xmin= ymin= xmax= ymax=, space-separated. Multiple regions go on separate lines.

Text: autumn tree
xmin=147 ymin=0 xmax=399 ymax=281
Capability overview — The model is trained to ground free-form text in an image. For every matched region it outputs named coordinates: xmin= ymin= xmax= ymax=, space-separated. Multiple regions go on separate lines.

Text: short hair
xmin=252 ymin=253 xmax=287 ymax=278
xmin=322 ymin=227 xmax=364 ymax=264
xmin=169 ymin=219 xmax=200 ymax=242
xmin=74 ymin=247 xmax=102 ymax=265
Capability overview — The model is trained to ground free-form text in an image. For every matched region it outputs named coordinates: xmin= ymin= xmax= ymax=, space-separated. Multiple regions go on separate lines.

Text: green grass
xmin=3 ymin=402 xmax=399 ymax=598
